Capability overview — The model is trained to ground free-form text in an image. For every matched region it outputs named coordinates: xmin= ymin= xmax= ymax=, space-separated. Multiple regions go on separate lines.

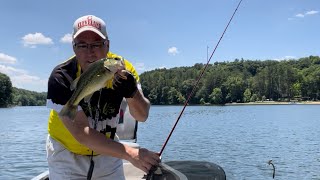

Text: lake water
xmin=0 ymin=105 xmax=319 ymax=180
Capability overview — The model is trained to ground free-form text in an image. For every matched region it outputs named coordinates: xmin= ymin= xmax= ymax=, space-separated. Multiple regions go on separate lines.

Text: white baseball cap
xmin=73 ymin=15 xmax=108 ymax=39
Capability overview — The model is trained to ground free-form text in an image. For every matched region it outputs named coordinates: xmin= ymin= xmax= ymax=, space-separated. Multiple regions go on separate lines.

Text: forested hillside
xmin=0 ymin=73 xmax=46 ymax=107
xmin=140 ymin=56 xmax=320 ymax=105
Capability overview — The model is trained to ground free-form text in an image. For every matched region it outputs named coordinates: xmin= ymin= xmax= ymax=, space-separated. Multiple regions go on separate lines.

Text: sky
xmin=0 ymin=0 xmax=319 ymax=92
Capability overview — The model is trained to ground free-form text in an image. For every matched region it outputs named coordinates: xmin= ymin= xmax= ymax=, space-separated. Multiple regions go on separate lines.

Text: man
xmin=46 ymin=15 xmax=160 ymax=180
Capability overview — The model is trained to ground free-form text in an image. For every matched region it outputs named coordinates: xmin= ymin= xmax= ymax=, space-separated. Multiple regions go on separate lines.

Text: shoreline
xmin=225 ymin=101 xmax=320 ymax=106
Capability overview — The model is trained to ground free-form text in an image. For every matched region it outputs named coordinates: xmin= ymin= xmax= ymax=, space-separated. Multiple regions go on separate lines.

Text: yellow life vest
xmin=48 ymin=51 xmax=139 ymax=155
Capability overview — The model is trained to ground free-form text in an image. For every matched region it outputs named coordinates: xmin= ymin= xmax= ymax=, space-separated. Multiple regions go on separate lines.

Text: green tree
xmin=209 ymin=88 xmax=223 ymax=104
xmin=11 ymin=88 xmax=46 ymax=106
xmin=0 ymin=73 xmax=13 ymax=107
xmin=223 ymin=76 xmax=245 ymax=102
xmin=243 ymin=88 xmax=252 ymax=102
xmin=148 ymin=88 xmax=159 ymax=104
xmin=292 ymin=82 xmax=301 ymax=98
xmin=250 ymin=94 xmax=258 ymax=102
xmin=167 ymin=87 xmax=185 ymax=104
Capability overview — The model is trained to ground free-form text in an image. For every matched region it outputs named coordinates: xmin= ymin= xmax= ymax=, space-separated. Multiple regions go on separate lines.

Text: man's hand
xmin=113 ymin=70 xmax=138 ymax=98
xmin=127 ymin=148 xmax=160 ymax=173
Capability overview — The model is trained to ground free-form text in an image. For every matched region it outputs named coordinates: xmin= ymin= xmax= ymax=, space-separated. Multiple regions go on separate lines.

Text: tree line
xmin=0 ymin=73 xmax=46 ymax=107
xmin=1 ymin=55 xmax=319 ymax=107
xmin=140 ymin=56 xmax=320 ymax=105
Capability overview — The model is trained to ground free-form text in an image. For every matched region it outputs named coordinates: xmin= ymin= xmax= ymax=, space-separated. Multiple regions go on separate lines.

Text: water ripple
xmin=1 ymin=105 xmax=320 ymax=179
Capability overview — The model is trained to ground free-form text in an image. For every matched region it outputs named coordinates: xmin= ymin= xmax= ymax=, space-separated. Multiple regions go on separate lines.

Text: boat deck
xmin=31 ymin=162 xmax=145 ymax=180
xmin=123 ymin=162 xmax=146 ymax=180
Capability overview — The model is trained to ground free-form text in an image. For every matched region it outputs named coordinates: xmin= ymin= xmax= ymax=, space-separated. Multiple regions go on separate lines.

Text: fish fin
xmin=59 ymin=101 xmax=78 ymax=121
xmin=84 ymin=93 xmax=94 ymax=103
xmin=70 ymin=77 xmax=80 ymax=91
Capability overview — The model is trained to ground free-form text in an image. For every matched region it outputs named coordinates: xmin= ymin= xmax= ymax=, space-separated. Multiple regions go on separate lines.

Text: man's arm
xmin=126 ymin=89 xmax=150 ymax=122
xmin=59 ymin=111 xmax=159 ymax=173
xmin=113 ymin=68 xmax=150 ymax=122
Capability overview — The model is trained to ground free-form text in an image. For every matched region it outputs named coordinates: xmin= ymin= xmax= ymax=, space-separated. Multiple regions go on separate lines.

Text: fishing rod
xmin=158 ymin=0 xmax=244 ymax=156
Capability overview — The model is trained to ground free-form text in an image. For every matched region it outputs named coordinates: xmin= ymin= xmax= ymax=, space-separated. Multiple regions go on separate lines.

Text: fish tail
xmin=59 ymin=102 xmax=78 ymax=121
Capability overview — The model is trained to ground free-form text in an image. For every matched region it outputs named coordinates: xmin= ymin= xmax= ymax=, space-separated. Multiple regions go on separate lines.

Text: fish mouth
xmin=105 ymin=67 xmax=112 ymax=72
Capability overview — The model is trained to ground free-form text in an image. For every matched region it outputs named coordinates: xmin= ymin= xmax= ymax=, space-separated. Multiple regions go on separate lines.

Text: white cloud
xmin=0 ymin=53 xmax=17 ymax=64
xmin=292 ymin=10 xmax=318 ymax=19
xmin=305 ymin=10 xmax=318 ymax=15
xmin=0 ymin=64 xmax=26 ymax=74
xmin=0 ymin=64 xmax=47 ymax=92
xmin=11 ymin=74 xmax=47 ymax=91
xmin=60 ymin=33 xmax=73 ymax=43
xmin=295 ymin=13 xmax=304 ymax=18
xmin=133 ymin=62 xmax=146 ymax=72
xmin=273 ymin=56 xmax=296 ymax=61
xmin=168 ymin=47 xmax=179 ymax=56
xmin=284 ymin=56 xmax=296 ymax=59
xmin=22 ymin=32 xmax=53 ymax=47
xmin=131 ymin=62 xmax=168 ymax=73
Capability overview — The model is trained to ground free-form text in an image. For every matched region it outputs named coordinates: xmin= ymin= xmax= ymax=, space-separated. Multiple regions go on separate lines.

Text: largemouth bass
xmin=59 ymin=57 xmax=123 ymax=120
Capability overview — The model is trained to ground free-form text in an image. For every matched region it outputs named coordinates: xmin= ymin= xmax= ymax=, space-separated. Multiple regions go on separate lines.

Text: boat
xmin=32 ymin=160 xmax=226 ymax=180
xmin=32 ymin=100 xmax=226 ymax=180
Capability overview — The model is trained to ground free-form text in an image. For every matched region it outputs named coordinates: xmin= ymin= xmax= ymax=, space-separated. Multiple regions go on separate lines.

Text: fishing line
xmin=158 ymin=0 xmax=244 ymax=156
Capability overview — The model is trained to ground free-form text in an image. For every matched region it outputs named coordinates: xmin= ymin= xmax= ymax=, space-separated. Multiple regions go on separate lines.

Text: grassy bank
xmin=225 ymin=101 xmax=320 ymax=105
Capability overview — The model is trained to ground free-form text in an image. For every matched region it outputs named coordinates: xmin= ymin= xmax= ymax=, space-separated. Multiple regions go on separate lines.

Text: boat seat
xmin=116 ymin=99 xmax=140 ymax=148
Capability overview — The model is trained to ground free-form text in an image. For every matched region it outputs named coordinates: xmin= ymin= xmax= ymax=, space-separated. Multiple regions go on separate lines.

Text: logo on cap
xmin=77 ymin=16 xmax=101 ymax=31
